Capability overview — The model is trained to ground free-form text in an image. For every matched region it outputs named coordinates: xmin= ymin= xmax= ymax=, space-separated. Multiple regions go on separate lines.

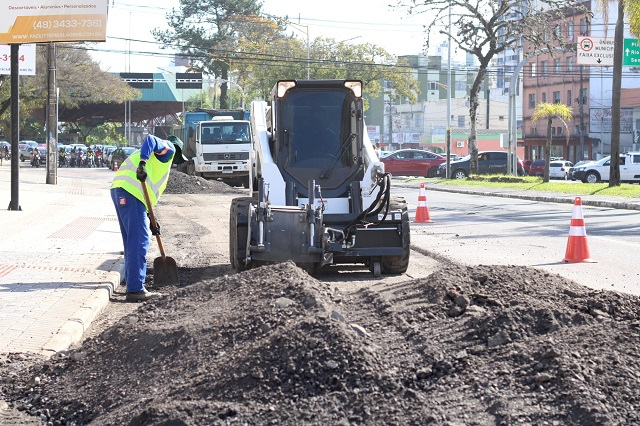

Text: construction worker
xmin=110 ymin=134 xmax=187 ymax=302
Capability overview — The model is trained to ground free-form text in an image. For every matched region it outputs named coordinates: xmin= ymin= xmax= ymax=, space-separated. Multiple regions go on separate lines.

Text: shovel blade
xmin=153 ymin=256 xmax=180 ymax=286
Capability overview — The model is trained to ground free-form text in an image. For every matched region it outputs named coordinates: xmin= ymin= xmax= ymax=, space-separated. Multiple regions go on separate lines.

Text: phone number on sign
xmin=33 ymin=19 xmax=103 ymax=30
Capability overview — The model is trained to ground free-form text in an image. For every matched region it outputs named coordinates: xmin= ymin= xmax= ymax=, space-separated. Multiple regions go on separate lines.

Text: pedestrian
xmin=374 ymin=142 xmax=382 ymax=159
xmin=110 ymin=134 xmax=187 ymax=302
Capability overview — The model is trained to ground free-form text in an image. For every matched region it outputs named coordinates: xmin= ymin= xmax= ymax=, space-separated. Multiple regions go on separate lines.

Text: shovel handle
xmin=141 ymin=180 xmax=167 ymax=260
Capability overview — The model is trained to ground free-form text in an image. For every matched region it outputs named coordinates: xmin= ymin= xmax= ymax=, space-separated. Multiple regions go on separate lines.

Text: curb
xmin=41 ymin=259 xmax=125 ymax=356
xmin=396 ymin=181 xmax=640 ymax=211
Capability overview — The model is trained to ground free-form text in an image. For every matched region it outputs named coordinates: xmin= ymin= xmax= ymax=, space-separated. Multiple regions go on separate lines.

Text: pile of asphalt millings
xmin=165 ymin=171 xmax=246 ymax=195
xmin=2 ymin=261 xmax=640 ymax=425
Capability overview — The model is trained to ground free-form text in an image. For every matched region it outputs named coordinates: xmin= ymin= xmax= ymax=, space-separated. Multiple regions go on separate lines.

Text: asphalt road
xmin=395 ymin=186 xmax=640 ymax=297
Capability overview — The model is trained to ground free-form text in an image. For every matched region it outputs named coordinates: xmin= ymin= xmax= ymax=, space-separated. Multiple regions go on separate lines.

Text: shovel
xmin=141 ymin=180 xmax=180 ymax=286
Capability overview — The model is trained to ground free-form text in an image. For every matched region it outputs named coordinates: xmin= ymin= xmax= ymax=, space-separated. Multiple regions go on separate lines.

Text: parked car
xmin=108 ymin=147 xmax=137 ymax=170
xmin=572 ymin=152 xmax=640 ymax=183
xmin=529 ymin=160 xmax=545 ymax=177
xmin=380 ymin=149 xmax=446 ymax=178
xmin=437 ymin=150 xmax=525 ymax=179
xmin=19 ymin=145 xmax=37 ymax=162
xmin=522 ymin=160 xmax=533 ymax=175
xmin=569 ymin=160 xmax=594 ymax=181
xmin=548 ymin=160 xmax=573 ymax=180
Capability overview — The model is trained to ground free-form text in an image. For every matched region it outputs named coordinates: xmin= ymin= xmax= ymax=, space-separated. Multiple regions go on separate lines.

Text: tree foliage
xmin=153 ymin=0 xmax=263 ymax=109
xmin=0 ymin=44 xmax=139 ymax=138
xmin=532 ymin=102 xmax=572 ymax=182
xmin=399 ymin=0 xmax=589 ymax=174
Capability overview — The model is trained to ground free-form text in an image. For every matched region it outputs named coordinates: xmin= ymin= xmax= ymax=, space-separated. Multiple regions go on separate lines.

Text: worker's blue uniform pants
xmin=111 ymin=187 xmax=149 ymax=293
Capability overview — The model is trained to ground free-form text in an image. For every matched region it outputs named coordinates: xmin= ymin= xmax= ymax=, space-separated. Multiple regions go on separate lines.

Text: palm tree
xmin=531 ymin=102 xmax=573 ymax=183
xmin=597 ymin=0 xmax=640 ymax=186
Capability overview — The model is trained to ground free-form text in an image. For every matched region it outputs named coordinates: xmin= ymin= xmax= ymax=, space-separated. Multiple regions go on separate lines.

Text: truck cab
xmin=194 ymin=117 xmax=252 ymax=187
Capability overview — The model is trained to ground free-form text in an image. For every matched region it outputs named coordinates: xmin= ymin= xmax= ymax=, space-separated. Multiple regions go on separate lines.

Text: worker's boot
xmin=125 ymin=289 xmax=162 ymax=302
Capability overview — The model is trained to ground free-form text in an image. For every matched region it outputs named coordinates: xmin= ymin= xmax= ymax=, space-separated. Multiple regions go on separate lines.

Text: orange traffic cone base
xmin=414 ymin=182 xmax=433 ymax=223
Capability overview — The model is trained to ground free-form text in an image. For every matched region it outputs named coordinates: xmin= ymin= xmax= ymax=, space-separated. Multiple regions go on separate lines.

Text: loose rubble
xmin=164 ymin=171 xmax=246 ymax=194
xmin=1 ymin=261 xmax=640 ymax=425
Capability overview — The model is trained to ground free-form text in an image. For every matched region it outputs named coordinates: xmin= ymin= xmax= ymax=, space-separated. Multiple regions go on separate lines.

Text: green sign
xmin=623 ymin=38 xmax=640 ymax=66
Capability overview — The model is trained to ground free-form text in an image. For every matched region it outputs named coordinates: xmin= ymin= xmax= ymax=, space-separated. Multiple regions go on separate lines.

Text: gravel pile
xmin=2 ymin=261 xmax=640 ymax=425
xmin=165 ymin=171 xmax=246 ymax=194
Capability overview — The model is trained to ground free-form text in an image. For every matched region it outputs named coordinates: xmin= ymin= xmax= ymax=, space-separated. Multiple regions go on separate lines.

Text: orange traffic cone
xmin=562 ymin=197 xmax=595 ymax=263
xmin=113 ymin=161 xmax=118 ymax=171
xmin=414 ymin=182 xmax=433 ymax=223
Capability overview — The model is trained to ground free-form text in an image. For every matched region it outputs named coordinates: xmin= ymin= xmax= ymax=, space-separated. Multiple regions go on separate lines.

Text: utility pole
xmin=579 ymin=65 xmax=585 ymax=160
xmin=46 ymin=43 xmax=57 ymax=185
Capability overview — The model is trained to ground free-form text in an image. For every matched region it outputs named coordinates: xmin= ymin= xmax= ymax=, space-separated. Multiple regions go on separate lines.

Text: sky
xmin=90 ymin=0 xmax=442 ymax=73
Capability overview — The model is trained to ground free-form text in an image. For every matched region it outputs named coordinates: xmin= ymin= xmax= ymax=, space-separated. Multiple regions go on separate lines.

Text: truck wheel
xmin=382 ymin=196 xmax=410 ymax=274
xmin=229 ymin=197 xmax=254 ymax=272
xmin=584 ymin=171 xmax=600 ymax=184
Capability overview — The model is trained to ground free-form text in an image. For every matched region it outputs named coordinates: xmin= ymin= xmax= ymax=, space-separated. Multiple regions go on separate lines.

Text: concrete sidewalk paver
xmin=0 ymin=164 xmax=124 ymax=356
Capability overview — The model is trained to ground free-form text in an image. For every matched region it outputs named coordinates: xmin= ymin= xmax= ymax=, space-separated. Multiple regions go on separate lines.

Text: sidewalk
xmin=0 ymin=163 xmax=124 ymax=356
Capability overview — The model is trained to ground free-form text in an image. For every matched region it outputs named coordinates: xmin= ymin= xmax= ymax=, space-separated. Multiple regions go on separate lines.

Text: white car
xmin=548 ymin=160 xmax=573 ymax=180
xmin=573 ymin=152 xmax=640 ymax=183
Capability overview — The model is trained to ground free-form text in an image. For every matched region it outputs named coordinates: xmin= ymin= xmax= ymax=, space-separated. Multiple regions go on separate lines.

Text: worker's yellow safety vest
xmin=111 ymin=150 xmax=174 ymax=209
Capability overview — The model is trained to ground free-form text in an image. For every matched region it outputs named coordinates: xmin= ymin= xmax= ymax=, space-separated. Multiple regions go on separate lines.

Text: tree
xmin=531 ymin=102 xmax=572 ymax=182
xmin=235 ymin=31 xmax=419 ymax=107
xmin=400 ymin=0 xmax=588 ymax=174
xmin=153 ymin=0 xmax=262 ymax=109
xmin=0 ymin=44 xmax=139 ymax=139
xmin=598 ymin=0 xmax=640 ymax=187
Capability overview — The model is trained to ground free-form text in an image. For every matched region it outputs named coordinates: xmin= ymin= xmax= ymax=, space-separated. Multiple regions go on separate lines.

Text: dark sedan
xmin=380 ymin=149 xmax=446 ymax=178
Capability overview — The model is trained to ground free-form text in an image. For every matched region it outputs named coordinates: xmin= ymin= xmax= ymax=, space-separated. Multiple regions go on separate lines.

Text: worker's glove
xmin=150 ymin=221 xmax=161 ymax=236
xmin=136 ymin=161 xmax=147 ymax=181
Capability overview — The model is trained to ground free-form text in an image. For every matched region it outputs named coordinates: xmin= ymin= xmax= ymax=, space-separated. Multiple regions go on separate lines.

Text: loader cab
xmin=271 ymin=80 xmax=365 ymax=199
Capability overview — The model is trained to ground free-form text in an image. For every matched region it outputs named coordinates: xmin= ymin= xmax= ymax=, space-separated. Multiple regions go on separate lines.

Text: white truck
xmin=174 ymin=109 xmax=252 ymax=188
xmin=573 ymin=152 xmax=640 ymax=183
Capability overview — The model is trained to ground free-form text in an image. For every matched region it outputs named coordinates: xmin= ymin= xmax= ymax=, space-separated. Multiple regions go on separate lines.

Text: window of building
xmin=580 ymin=88 xmax=587 ymax=105
xmin=414 ymin=113 xmax=422 ymax=128
xmin=553 ymin=91 xmax=561 ymax=103
xmin=557 ymin=127 xmax=563 ymax=135
xmin=530 ymin=127 xmax=538 ymax=136
xmin=552 ymin=127 xmax=556 ymax=135
xmin=554 ymin=58 xmax=561 ymax=74
xmin=499 ymin=115 xmax=505 ymax=121
xmin=455 ymin=81 xmax=467 ymax=91
xmin=530 ymin=63 xmax=537 ymax=77
xmin=575 ymin=125 xmax=580 ymax=134
xmin=568 ymin=22 xmax=575 ymax=40
xmin=529 ymin=93 xmax=536 ymax=108
xmin=542 ymin=61 xmax=548 ymax=76
xmin=427 ymin=82 xmax=439 ymax=91
xmin=457 ymin=115 xmax=465 ymax=127
xmin=542 ymin=92 xmax=547 ymax=103
xmin=580 ymin=18 xmax=589 ymax=36
xmin=567 ymin=90 xmax=572 ymax=106
xmin=566 ymin=57 xmax=574 ymax=72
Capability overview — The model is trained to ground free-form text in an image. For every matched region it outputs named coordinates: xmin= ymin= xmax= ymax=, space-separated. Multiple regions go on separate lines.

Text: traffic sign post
xmin=577 ymin=36 xmax=614 ymax=66
xmin=623 ymin=38 xmax=640 ymax=66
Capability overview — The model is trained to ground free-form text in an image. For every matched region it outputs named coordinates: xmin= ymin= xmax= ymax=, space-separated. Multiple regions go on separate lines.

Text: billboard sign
xmin=0 ymin=43 xmax=35 ymax=75
xmin=0 ymin=0 xmax=107 ymax=44
xmin=590 ymin=108 xmax=634 ymax=133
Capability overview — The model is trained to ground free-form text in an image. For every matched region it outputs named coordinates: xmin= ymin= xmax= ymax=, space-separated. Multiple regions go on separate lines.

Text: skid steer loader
xmin=229 ymin=80 xmax=410 ymax=276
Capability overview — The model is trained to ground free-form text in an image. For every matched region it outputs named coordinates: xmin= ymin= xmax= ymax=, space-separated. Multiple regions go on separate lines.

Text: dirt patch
xmin=1 ymin=260 xmax=640 ymax=425
xmin=165 ymin=171 xmax=246 ymax=195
